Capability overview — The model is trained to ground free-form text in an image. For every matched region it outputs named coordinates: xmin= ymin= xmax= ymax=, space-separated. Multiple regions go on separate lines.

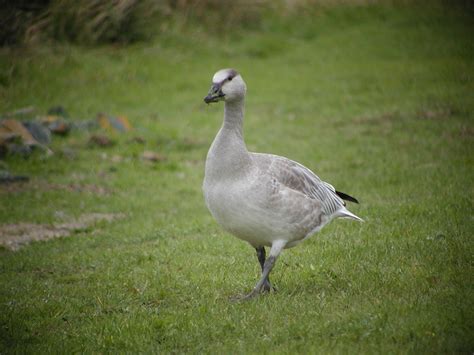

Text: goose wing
xmin=252 ymin=153 xmax=346 ymax=217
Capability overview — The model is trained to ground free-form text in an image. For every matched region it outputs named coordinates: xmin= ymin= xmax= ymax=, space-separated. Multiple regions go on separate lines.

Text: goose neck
xmin=223 ymin=99 xmax=244 ymax=135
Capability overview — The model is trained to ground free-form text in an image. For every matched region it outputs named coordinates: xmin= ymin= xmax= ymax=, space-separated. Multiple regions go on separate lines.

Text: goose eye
xmin=228 ymin=76 xmax=233 ymax=81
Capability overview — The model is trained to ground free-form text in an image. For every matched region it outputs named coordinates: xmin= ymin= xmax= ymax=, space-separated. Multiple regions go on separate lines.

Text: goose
xmin=203 ymin=68 xmax=363 ymax=300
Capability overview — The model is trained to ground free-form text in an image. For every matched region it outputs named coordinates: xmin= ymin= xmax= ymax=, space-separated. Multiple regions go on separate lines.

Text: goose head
xmin=204 ymin=68 xmax=246 ymax=104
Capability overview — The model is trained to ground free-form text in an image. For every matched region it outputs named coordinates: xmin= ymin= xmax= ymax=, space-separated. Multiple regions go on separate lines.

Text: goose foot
xmin=229 ymin=279 xmax=277 ymax=302
xmin=263 ymin=279 xmax=278 ymax=293
xmin=230 ymin=286 xmax=264 ymax=302
xmin=248 ymin=280 xmax=277 ymax=297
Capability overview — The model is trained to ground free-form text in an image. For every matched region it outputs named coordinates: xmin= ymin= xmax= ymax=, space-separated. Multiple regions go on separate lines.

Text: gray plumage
xmin=203 ymin=68 xmax=362 ymax=299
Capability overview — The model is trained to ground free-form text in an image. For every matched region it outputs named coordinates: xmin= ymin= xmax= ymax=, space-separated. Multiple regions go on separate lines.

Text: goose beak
xmin=204 ymin=83 xmax=225 ymax=104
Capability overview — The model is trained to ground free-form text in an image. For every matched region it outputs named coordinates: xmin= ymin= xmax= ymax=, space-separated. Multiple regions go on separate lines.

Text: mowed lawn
xmin=0 ymin=3 xmax=473 ymax=353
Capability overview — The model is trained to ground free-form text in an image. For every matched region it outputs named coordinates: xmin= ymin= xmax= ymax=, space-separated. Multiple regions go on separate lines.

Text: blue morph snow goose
xmin=203 ymin=69 xmax=363 ymax=299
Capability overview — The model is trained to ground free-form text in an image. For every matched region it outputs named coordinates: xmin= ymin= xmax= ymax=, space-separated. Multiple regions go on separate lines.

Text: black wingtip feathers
xmin=336 ymin=191 xmax=359 ymax=204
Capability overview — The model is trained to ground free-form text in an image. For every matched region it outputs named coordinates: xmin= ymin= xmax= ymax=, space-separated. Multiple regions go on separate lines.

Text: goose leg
xmin=256 ymin=247 xmax=273 ymax=292
xmin=240 ymin=240 xmax=286 ymax=300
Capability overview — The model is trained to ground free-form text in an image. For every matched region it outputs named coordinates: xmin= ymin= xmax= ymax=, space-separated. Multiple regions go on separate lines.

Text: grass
xmin=1 ymin=3 xmax=473 ymax=353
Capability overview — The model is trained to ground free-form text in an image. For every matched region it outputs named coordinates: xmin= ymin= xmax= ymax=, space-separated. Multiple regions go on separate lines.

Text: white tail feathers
xmin=336 ymin=208 xmax=364 ymax=222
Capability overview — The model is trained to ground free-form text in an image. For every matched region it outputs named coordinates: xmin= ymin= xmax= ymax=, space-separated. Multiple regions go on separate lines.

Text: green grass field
xmin=1 ymin=3 xmax=473 ymax=353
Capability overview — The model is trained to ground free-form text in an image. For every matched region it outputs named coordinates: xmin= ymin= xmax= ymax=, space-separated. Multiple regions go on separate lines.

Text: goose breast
xmin=204 ymin=163 xmax=325 ymax=247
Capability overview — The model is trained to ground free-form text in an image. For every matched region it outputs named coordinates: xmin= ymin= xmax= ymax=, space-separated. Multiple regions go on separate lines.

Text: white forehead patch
xmin=212 ymin=69 xmax=235 ymax=83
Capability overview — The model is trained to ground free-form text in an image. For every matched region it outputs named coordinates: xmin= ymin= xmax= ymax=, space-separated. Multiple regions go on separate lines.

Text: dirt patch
xmin=352 ymin=112 xmax=396 ymax=135
xmin=352 ymin=112 xmax=396 ymax=125
xmin=0 ymin=180 xmax=112 ymax=195
xmin=0 ymin=213 xmax=125 ymax=251
xmin=459 ymin=125 xmax=474 ymax=139
xmin=417 ymin=108 xmax=455 ymax=120
xmin=142 ymin=150 xmax=167 ymax=162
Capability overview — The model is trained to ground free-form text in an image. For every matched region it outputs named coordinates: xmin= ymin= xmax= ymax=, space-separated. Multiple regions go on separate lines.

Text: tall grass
xmin=2 ymin=0 xmax=269 ymax=45
xmin=3 ymin=0 xmax=461 ymax=46
xmin=24 ymin=0 xmax=166 ymax=44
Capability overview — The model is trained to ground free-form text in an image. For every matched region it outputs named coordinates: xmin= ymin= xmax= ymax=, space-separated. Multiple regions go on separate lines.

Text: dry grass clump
xmin=24 ymin=0 xmax=165 ymax=44
xmin=1 ymin=0 xmax=268 ymax=45
xmin=1 ymin=0 xmax=469 ymax=45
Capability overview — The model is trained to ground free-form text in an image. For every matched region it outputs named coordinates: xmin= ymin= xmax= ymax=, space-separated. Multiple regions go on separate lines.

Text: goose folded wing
xmin=264 ymin=155 xmax=346 ymax=216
